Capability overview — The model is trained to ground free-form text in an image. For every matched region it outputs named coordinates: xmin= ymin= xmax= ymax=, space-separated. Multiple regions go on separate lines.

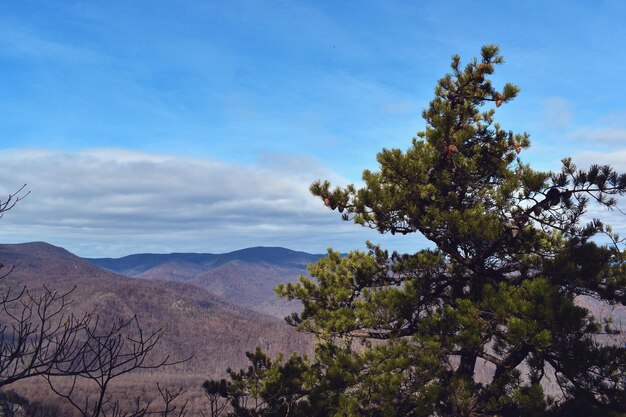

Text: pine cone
xmin=478 ymin=62 xmax=493 ymax=74
xmin=495 ymin=93 xmax=505 ymax=107
xmin=546 ymin=188 xmax=561 ymax=207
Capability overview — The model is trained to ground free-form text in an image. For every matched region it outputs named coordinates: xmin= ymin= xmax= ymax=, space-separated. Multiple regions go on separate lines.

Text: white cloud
xmin=0 ymin=148 xmax=428 ymax=257
xmin=0 ymin=24 xmax=105 ymax=63
xmin=572 ymin=150 xmax=626 ymax=171
xmin=541 ymin=97 xmax=571 ymax=128
xmin=572 ymin=128 xmax=626 ymax=144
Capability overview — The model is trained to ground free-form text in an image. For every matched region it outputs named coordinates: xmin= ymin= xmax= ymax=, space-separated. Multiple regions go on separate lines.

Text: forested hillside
xmin=0 ymin=242 xmax=311 ymax=415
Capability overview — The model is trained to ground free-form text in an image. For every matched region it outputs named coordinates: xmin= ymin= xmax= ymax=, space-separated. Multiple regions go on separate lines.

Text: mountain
xmin=87 ymin=246 xmax=325 ymax=317
xmin=0 ymin=242 xmax=312 ymax=413
xmin=88 ymin=246 xmax=322 ymax=275
xmin=2 ymin=242 xmax=623 ymax=413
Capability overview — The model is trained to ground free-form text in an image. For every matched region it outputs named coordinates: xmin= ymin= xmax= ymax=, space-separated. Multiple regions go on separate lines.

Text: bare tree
xmin=0 ymin=184 xmax=28 ymax=221
xmin=44 ymin=316 xmax=187 ymax=417
xmin=0 ymin=186 xmax=189 ymax=416
xmin=0 ymin=284 xmax=96 ymax=387
xmin=157 ymin=384 xmax=188 ymax=417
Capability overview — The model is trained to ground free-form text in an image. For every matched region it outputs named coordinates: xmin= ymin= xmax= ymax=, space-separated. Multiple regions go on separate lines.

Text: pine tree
xmin=206 ymin=45 xmax=626 ymax=417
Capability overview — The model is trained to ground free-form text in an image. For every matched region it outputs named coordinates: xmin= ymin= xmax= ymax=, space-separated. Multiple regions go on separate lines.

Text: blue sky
xmin=1 ymin=1 xmax=625 ymax=257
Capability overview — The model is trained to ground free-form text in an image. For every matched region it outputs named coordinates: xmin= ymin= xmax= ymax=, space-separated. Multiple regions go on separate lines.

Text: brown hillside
xmin=88 ymin=247 xmax=320 ymax=318
xmin=0 ymin=242 xmax=311 ymax=372
xmin=134 ymin=261 xmax=207 ymax=281
xmin=191 ymin=260 xmax=303 ymax=318
xmin=0 ymin=242 xmax=312 ymax=414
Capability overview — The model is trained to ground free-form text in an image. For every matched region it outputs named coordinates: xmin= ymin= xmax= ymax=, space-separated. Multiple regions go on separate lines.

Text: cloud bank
xmin=3 ymin=147 xmax=621 ymax=259
xmin=0 ymin=148 xmax=426 ymax=257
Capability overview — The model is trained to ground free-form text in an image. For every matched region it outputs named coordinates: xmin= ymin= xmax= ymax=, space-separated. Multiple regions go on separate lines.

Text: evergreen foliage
xmin=204 ymin=46 xmax=626 ymax=417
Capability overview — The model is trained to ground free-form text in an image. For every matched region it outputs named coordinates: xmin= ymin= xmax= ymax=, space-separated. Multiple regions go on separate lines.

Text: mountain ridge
xmin=0 ymin=241 xmax=313 ymax=414
xmin=85 ymin=245 xmax=325 ymax=318
xmin=86 ymin=245 xmax=324 ymax=275
xmin=0 ymin=241 xmax=311 ymax=371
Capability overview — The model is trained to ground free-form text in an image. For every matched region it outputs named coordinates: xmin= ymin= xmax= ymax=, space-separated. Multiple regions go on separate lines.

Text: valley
xmin=1 ymin=242 xmax=624 ymax=415
xmin=0 ymin=242 xmax=317 ymax=415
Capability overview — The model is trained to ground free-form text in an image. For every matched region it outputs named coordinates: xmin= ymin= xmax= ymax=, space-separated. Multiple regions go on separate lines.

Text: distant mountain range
xmin=87 ymin=246 xmax=325 ymax=318
xmin=0 ymin=242 xmax=321 ymax=413
xmin=87 ymin=246 xmax=323 ymax=274
xmin=0 ymin=242 xmax=312 ymax=378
